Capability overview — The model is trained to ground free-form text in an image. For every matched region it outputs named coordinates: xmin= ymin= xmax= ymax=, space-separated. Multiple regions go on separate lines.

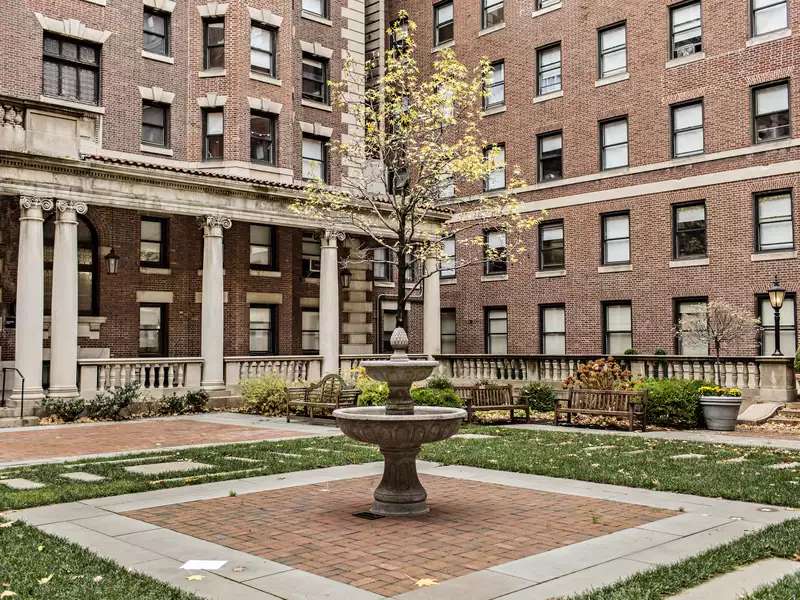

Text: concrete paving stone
xmin=0 ymin=478 xmax=46 ymax=490
xmin=670 ymin=454 xmax=707 ymax=460
xmin=223 ymin=456 xmax=261 ymax=463
xmin=132 ymin=558 xmax=283 ymax=600
xmin=767 ymin=461 xmax=800 ymax=470
xmin=60 ymin=471 xmax=107 ymax=482
xmin=637 ymin=513 xmax=737 ymax=537
xmin=74 ymin=514 xmax=161 ymax=537
xmin=10 ymin=502 xmax=109 ymax=526
xmin=723 ymin=457 xmax=747 ymax=463
xmin=38 ymin=521 xmax=163 ymax=567
xmin=624 ymin=450 xmax=647 ymax=455
xmin=247 ymin=568 xmax=384 ymax=600
xmin=124 ymin=461 xmax=214 ymax=475
xmin=667 ymin=558 xmax=800 ymax=600
xmin=583 ymin=445 xmax=617 ymax=450
xmin=119 ymin=528 xmax=292 ymax=582
xmin=490 ymin=528 xmax=678 ymax=583
xmin=392 ymin=570 xmax=533 ymax=600
xmin=451 ymin=434 xmax=498 ymax=440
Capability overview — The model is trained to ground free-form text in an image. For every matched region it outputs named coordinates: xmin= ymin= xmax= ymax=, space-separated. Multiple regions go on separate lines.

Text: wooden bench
xmin=286 ymin=374 xmax=360 ymax=422
xmin=455 ymin=385 xmax=530 ymax=423
xmin=555 ymin=388 xmax=648 ymax=431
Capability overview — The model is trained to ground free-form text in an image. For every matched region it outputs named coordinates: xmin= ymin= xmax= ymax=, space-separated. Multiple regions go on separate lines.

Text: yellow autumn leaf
xmin=37 ymin=574 xmax=54 ymax=585
xmin=416 ymin=578 xmax=438 ymax=587
xmin=186 ymin=575 xmax=205 ymax=582
xmin=36 ymin=545 xmax=44 ymax=552
xmin=92 ymin=576 xmax=103 ymax=583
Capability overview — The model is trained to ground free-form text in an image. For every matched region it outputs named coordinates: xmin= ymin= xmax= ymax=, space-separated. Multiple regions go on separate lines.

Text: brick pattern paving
xmin=0 ymin=420 xmax=310 ymax=462
xmin=127 ymin=475 xmax=674 ymax=597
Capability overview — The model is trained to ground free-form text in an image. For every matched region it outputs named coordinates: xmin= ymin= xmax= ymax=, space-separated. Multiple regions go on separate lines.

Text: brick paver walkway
xmin=0 ymin=419 xmax=310 ymax=463
xmin=127 ymin=474 xmax=674 ymax=597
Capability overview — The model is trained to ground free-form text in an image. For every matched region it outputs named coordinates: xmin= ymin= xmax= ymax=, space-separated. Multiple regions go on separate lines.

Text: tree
xmin=291 ymin=15 xmax=539 ymax=334
xmin=675 ymin=301 xmax=761 ymax=384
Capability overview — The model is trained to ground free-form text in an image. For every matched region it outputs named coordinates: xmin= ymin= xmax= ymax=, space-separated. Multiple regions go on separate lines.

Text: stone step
xmin=778 ymin=408 xmax=800 ymax=416
xmin=0 ymin=416 xmax=39 ymax=428
xmin=667 ymin=558 xmax=800 ymax=600
xmin=770 ymin=417 xmax=800 ymax=426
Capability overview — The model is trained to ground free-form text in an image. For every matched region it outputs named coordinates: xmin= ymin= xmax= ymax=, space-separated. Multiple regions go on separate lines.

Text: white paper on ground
xmin=180 ymin=560 xmax=228 ymax=571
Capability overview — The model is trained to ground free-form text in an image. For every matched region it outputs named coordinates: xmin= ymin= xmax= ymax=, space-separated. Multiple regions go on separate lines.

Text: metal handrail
xmin=1 ymin=367 xmax=24 ymax=419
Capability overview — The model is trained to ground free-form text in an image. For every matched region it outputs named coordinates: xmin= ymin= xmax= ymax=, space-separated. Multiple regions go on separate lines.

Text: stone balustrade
xmin=224 ymin=356 xmax=323 ymax=388
xmin=339 ymin=354 xmax=428 ymax=378
xmin=78 ymin=358 xmax=203 ymax=399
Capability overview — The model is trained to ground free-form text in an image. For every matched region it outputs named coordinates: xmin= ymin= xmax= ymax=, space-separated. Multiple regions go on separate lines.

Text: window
xmin=673 ymin=202 xmax=707 ymax=258
xmin=249 ymin=224 xmax=275 ymax=270
xmin=434 ymin=1 xmax=454 ymax=46
xmin=752 ymin=0 xmax=788 ymax=36
xmin=203 ymin=18 xmax=225 ymax=69
xmin=441 ymin=237 xmax=456 ymax=279
xmin=140 ymin=217 xmax=168 ymax=267
xmin=203 ymin=110 xmax=224 ymax=160
xmin=537 ymin=44 xmax=562 ymax=95
xmin=603 ymin=302 xmax=632 ymax=355
xmin=753 ymin=81 xmax=790 ymax=143
xmin=373 ymin=247 xmax=393 ymax=281
xmin=250 ymin=23 xmax=276 ymax=76
xmin=484 ymin=61 xmax=505 ymax=109
xmin=540 ymin=305 xmax=566 ymax=354
xmin=672 ymin=101 xmax=704 ymax=157
xmin=301 ymin=136 xmax=327 ymax=181
xmin=302 ymin=309 xmax=320 ymax=353
xmin=537 ymin=0 xmax=561 ymax=8
xmin=598 ymin=23 xmax=626 ymax=78
xmin=250 ymin=112 xmax=276 ymax=165
xmin=484 ymin=145 xmax=506 ymax=191
xmin=143 ymin=7 xmax=169 ymax=56
xmin=759 ymin=295 xmax=796 ymax=355
xmin=675 ymin=299 xmax=709 ymax=355
xmin=602 ymin=212 xmax=630 ymax=265
xmin=438 ymin=173 xmax=455 ymax=199
xmin=141 ymin=101 xmax=169 ymax=148
xmin=600 ymin=118 xmax=629 ymax=170
xmin=44 ymin=216 xmax=98 ymax=316
xmin=302 ymin=234 xmax=321 ymax=277
xmin=539 ymin=221 xmax=565 ymax=270
xmin=441 ymin=309 xmax=456 ymax=353
xmin=755 ymin=191 xmax=793 ymax=252
xmin=484 ymin=230 xmax=507 ymax=275
xmin=249 ymin=305 xmax=276 ymax=354
xmin=538 ymin=131 xmax=563 ymax=182
xmin=302 ymin=0 xmax=327 ymax=17
xmin=482 ymin=0 xmax=504 ymax=29
xmin=670 ymin=1 xmax=702 ymax=59
xmin=139 ymin=304 xmax=167 ymax=356
xmin=485 ymin=307 xmax=508 ymax=354
xmin=302 ymin=55 xmax=328 ymax=104
xmin=42 ymin=34 xmax=100 ymax=105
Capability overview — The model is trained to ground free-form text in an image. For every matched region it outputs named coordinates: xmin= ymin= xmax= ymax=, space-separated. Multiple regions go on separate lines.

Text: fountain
xmin=334 ymin=328 xmax=467 ymax=516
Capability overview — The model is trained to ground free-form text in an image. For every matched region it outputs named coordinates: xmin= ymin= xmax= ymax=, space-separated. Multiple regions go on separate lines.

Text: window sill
xmin=39 ymin=95 xmax=106 ymax=114
xmin=142 ymin=50 xmax=174 ymax=64
xmin=250 ymin=71 xmax=282 ymax=86
xmin=481 ymin=104 xmax=507 ymax=117
xmin=534 ymin=90 xmax=564 ymax=104
xmin=301 ymin=99 xmax=333 ymax=112
xmin=751 ymin=250 xmax=797 ymax=262
xmin=303 ymin=277 xmax=320 ymax=284
xmin=598 ymin=263 xmax=632 ymax=273
xmin=441 ymin=278 xmax=457 ymax=286
xmin=481 ymin=273 xmax=509 ymax=282
xmin=140 ymin=266 xmax=172 ymax=275
xmin=301 ymin=10 xmax=333 ymax=26
xmin=595 ymin=72 xmax=630 ymax=88
xmin=81 ymin=0 xmax=107 ymax=5
xmin=532 ymin=2 xmax=562 ymax=17
xmin=746 ymin=28 xmax=791 ymax=47
xmin=478 ymin=23 xmax=506 ymax=37
xmin=373 ymin=281 xmax=395 ymax=288
xmin=250 ymin=269 xmax=282 ymax=277
xmin=669 ymin=257 xmax=709 ymax=268
xmin=535 ymin=269 xmax=566 ymax=278
xmin=140 ymin=144 xmax=174 ymax=156
xmin=198 ymin=68 xmax=226 ymax=78
xmin=665 ymin=52 xmax=705 ymax=69
xmin=431 ymin=40 xmax=455 ymax=54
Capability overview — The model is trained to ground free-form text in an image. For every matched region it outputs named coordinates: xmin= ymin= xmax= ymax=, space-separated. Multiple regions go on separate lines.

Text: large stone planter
xmin=700 ymin=395 xmax=743 ymax=431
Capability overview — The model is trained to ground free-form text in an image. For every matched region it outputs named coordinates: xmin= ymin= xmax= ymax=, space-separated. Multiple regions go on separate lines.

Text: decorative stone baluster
xmin=725 ymin=362 xmax=735 ymax=387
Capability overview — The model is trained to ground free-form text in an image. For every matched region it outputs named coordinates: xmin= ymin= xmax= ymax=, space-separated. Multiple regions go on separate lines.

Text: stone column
xmin=200 ymin=215 xmax=231 ymax=391
xmin=11 ymin=196 xmax=54 ymax=407
xmin=48 ymin=200 xmax=87 ymax=398
xmin=319 ymin=229 xmax=344 ymax=375
xmin=423 ymin=256 xmax=441 ymax=357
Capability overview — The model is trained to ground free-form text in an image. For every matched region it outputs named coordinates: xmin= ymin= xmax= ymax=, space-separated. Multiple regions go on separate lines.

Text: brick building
xmin=389 ymin=0 xmax=800 ymax=358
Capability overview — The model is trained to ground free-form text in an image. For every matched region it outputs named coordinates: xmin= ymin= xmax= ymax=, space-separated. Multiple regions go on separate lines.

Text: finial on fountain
xmin=390 ymin=327 xmax=409 ymax=360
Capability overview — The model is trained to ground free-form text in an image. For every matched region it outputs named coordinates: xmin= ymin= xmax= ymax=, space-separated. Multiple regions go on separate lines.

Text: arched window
xmin=44 ymin=215 xmax=99 ymax=316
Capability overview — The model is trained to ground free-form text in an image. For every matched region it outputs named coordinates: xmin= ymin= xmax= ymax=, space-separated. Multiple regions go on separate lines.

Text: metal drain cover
xmin=353 ymin=511 xmax=385 ymax=520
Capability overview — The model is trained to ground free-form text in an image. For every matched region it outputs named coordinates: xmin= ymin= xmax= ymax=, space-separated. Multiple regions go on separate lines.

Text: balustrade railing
xmin=224 ymin=356 xmax=323 ymax=387
xmin=78 ymin=358 xmax=203 ymax=399
xmin=339 ymin=354 xmax=428 ymax=376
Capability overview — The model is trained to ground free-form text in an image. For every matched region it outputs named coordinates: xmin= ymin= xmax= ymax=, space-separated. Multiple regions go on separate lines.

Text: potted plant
xmin=698 ymin=385 xmax=743 ymax=431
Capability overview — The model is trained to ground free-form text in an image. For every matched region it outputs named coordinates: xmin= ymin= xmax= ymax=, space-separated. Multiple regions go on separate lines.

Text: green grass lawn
xmin=743 ymin=572 xmax=800 ymax=599
xmin=0 ymin=520 xmax=199 ymax=599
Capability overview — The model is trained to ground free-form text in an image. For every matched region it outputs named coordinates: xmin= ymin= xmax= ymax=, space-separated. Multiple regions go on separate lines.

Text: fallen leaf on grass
xmin=0 ymin=522 xmax=14 ymax=529
xmin=36 ymin=545 xmax=44 ymax=552
xmin=186 ymin=575 xmax=205 ymax=582
xmin=37 ymin=574 xmax=54 ymax=585
xmin=92 ymin=576 xmax=103 ymax=583
xmin=416 ymin=578 xmax=438 ymax=587
xmin=0 ymin=591 xmax=17 ymax=598
xmin=793 ymin=553 xmax=800 ymax=562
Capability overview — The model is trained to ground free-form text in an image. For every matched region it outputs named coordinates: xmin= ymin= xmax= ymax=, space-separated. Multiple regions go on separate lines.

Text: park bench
xmin=286 ymin=374 xmax=360 ymax=422
xmin=555 ymin=388 xmax=648 ymax=431
xmin=455 ymin=384 xmax=530 ymax=423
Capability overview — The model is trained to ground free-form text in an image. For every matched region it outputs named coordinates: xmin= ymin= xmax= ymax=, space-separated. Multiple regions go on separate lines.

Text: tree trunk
xmin=396 ymin=217 xmax=408 ymax=333
xmin=714 ymin=340 xmax=722 ymax=386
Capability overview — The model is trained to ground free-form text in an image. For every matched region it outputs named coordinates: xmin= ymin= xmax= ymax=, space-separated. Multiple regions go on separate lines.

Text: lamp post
xmin=768 ymin=276 xmax=786 ymax=356
xmin=104 ymin=247 xmax=120 ymax=275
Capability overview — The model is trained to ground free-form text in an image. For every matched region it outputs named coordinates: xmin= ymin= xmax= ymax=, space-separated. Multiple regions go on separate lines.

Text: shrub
xmin=157 ymin=393 xmax=188 ymax=416
xmin=623 ymin=348 xmax=639 ymax=355
xmin=184 ymin=389 xmax=210 ymax=413
xmin=41 ymin=396 xmax=85 ymax=422
xmin=240 ymin=375 xmax=287 ymax=416
xmin=410 ymin=387 xmax=463 ymax=408
xmin=85 ymin=382 xmax=141 ymax=420
xmin=519 ymin=381 xmax=557 ymax=412
xmin=634 ymin=378 xmax=705 ymax=428
xmin=426 ymin=374 xmax=455 ymax=390
xmin=563 ymin=357 xmax=632 ymax=390
xmin=699 ymin=385 xmax=742 ymax=398
xmin=795 ymin=346 xmax=800 ymax=373
xmin=356 ymin=375 xmax=389 ymax=407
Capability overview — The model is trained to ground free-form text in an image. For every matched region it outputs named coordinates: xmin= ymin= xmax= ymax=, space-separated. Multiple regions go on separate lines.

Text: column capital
xmin=199 ymin=214 xmax=232 ymax=237
xmin=55 ymin=200 xmax=88 ymax=215
xmin=19 ymin=196 xmax=54 ymax=212
xmin=322 ymin=228 xmax=346 ymax=247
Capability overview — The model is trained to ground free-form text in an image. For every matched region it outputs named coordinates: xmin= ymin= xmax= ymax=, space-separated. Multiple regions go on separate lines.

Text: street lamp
xmin=768 ymin=276 xmax=786 ymax=356
xmin=104 ymin=247 xmax=120 ymax=275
